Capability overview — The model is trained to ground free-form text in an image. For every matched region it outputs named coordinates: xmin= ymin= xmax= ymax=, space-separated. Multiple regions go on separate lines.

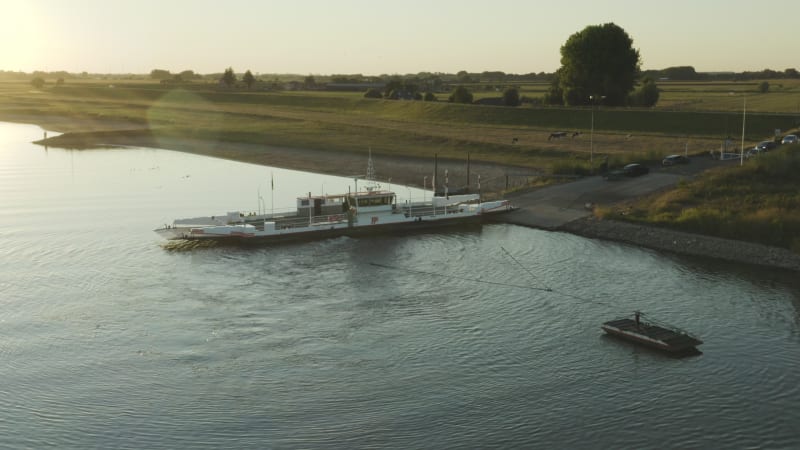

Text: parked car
xmin=756 ymin=141 xmax=777 ymax=152
xmin=623 ymin=163 xmax=649 ymax=177
xmin=782 ymin=134 xmax=798 ymax=144
xmin=662 ymin=154 xmax=690 ymax=166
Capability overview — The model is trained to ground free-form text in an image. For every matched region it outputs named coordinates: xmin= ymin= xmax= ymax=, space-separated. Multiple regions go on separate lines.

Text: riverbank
xmin=7 ymin=115 xmax=800 ymax=270
xmin=5 ymin=114 xmax=525 ymax=196
xmin=560 ymin=216 xmax=800 ymax=271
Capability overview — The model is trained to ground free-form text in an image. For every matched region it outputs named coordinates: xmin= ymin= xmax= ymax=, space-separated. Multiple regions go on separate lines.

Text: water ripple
xmin=3 ymin=122 xmax=800 ymax=449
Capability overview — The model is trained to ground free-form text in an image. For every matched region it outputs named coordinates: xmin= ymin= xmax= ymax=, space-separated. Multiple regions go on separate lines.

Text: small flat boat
xmin=602 ymin=311 xmax=703 ymax=354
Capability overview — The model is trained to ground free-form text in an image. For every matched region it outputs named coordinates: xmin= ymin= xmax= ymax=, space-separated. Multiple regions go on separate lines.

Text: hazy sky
xmin=1 ymin=0 xmax=795 ymax=75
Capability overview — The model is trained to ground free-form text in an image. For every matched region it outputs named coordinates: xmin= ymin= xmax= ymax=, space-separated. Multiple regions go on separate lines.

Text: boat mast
xmin=271 ymin=172 xmax=274 ymax=217
xmin=444 ymin=169 xmax=448 ymax=215
xmin=466 ymin=152 xmax=470 ymax=192
xmin=365 ymin=148 xmax=379 ymax=193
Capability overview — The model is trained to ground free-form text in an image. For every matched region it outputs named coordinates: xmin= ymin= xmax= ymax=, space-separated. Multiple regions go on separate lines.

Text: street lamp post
xmin=590 ymin=99 xmax=594 ymax=171
xmin=589 ymin=95 xmax=605 ymax=173
xmin=740 ymin=94 xmax=747 ymax=166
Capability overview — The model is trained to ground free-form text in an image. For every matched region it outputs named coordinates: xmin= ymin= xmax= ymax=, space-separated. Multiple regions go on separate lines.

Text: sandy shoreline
xmin=10 ymin=114 xmax=527 ymax=196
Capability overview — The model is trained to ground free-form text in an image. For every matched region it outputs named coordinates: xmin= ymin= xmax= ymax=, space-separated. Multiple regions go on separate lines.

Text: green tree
xmin=179 ymin=70 xmax=197 ymax=80
xmin=364 ymin=88 xmax=383 ymax=99
xmin=221 ymin=67 xmax=237 ymax=87
xmin=448 ymin=86 xmax=473 ymax=104
xmin=423 ymin=92 xmax=437 ymax=101
xmin=383 ymin=78 xmax=403 ymax=98
xmin=543 ymin=72 xmax=564 ymax=105
xmin=30 ymin=77 xmax=45 ymax=89
xmin=758 ymin=81 xmax=770 ymax=93
xmin=150 ymin=69 xmax=171 ymax=80
xmin=304 ymin=75 xmax=316 ymax=88
xmin=456 ymin=70 xmax=473 ymax=83
xmin=556 ymin=23 xmax=640 ymax=106
xmin=242 ymin=70 xmax=256 ymax=89
xmin=661 ymin=66 xmax=700 ymax=81
xmin=630 ymin=77 xmax=660 ymax=107
xmin=503 ymin=87 xmax=520 ymax=106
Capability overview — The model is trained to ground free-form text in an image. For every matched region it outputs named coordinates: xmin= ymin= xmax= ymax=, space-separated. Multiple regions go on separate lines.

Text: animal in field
xmin=548 ymin=131 xmax=568 ymax=140
xmin=572 ymin=131 xmax=581 ymax=138
xmin=511 ymin=137 xmax=518 ymax=144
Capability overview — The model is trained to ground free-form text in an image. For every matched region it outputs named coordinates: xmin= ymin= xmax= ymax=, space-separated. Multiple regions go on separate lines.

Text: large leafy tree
xmin=221 ymin=67 xmax=237 ymax=87
xmin=557 ymin=23 xmax=640 ymax=106
xmin=242 ymin=70 xmax=256 ymax=89
xmin=449 ymin=86 xmax=473 ymax=104
xmin=503 ymin=87 xmax=520 ymax=106
xmin=150 ymin=69 xmax=171 ymax=80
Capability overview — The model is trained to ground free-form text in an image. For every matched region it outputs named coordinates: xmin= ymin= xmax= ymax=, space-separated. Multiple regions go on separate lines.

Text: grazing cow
xmin=548 ymin=131 xmax=568 ymax=140
xmin=572 ymin=131 xmax=581 ymax=138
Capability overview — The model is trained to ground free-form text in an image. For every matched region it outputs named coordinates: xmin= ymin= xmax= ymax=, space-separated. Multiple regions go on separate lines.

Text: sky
xmin=1 ymin=0 xmax=795 ymax=75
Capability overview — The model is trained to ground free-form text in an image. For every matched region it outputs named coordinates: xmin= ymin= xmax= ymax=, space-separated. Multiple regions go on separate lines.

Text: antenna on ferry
xmin=445 ymin=169 xmax=449 ymax=200
xmin=365 ymin=148 xmax=379 ymax=193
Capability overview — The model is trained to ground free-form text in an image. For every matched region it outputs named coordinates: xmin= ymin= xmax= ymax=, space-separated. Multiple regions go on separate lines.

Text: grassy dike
xmin=596 ymin=147 xmax=800 ymax=252
xmin=5 ymin=81 xmax=794 ymax=168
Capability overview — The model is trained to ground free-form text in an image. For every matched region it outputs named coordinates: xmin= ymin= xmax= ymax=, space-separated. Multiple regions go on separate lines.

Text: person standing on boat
xmin=634 ymin=311 xmax=641 ymax=328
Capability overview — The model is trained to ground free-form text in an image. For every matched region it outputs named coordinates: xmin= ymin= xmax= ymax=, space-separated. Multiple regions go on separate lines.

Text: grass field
xmin=3 ymin=78 xmax=798 ymax=169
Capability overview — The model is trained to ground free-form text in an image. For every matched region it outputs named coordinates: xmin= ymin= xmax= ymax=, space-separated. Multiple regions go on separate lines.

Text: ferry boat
xmin=154 ymin=157 xmax=515 ymax=244
xmin=601 ymin=311 xmax=703 ymax=354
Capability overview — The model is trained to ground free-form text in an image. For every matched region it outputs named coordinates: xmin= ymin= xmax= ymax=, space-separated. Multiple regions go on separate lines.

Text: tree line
xmin=19 ymin=23 xmax=799 ymax=111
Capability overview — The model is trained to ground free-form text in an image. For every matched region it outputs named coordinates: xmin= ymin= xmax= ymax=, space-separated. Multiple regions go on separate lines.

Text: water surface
xmin=1 ymin=122 xmax=799 ymax=449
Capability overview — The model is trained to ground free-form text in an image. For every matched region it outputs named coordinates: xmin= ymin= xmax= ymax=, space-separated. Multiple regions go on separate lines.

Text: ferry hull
xmin=156 ymin=213 xmax=486 ymax=245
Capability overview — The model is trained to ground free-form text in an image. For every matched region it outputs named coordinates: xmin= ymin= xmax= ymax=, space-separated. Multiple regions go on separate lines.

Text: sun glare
xmin=0 ymin=3 xmax=44 ymax=71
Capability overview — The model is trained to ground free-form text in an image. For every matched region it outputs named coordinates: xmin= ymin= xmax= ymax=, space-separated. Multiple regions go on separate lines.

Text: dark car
xmin=623 ymin=163 xmax=649 ymax=177
xmin=746 ymin=147 xmax=764 ymax=158
xmin=662 ymin=154 xmax=690 ymax=166
xmin=756 ymin=141 xmax=777 ymax=152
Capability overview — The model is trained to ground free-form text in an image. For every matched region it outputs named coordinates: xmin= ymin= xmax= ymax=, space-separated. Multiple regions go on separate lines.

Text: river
xmin=1 ymin=121 xmax=798 ymax=449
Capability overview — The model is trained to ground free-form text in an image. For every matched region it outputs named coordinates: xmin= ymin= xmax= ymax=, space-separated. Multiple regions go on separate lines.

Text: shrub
xmin=503 ymin=87 xmax=520 ymax=106
xmin=448 ymin=86 xmax=473 ymax=104
xmin=364 ymin=88 xmax=382 ymax=99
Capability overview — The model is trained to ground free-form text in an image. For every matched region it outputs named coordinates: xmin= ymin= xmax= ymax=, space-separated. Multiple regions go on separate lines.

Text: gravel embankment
xmin=560 ymin=216 xmax=800 ymax=271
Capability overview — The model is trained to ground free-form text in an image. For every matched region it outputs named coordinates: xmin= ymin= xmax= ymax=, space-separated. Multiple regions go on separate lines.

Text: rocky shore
xmin=560 ymin=216 xmax=800 ymax=271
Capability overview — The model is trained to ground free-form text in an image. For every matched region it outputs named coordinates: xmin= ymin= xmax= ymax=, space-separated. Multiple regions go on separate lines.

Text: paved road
xmin=501 ymin=156 xmax=739 ymax=230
